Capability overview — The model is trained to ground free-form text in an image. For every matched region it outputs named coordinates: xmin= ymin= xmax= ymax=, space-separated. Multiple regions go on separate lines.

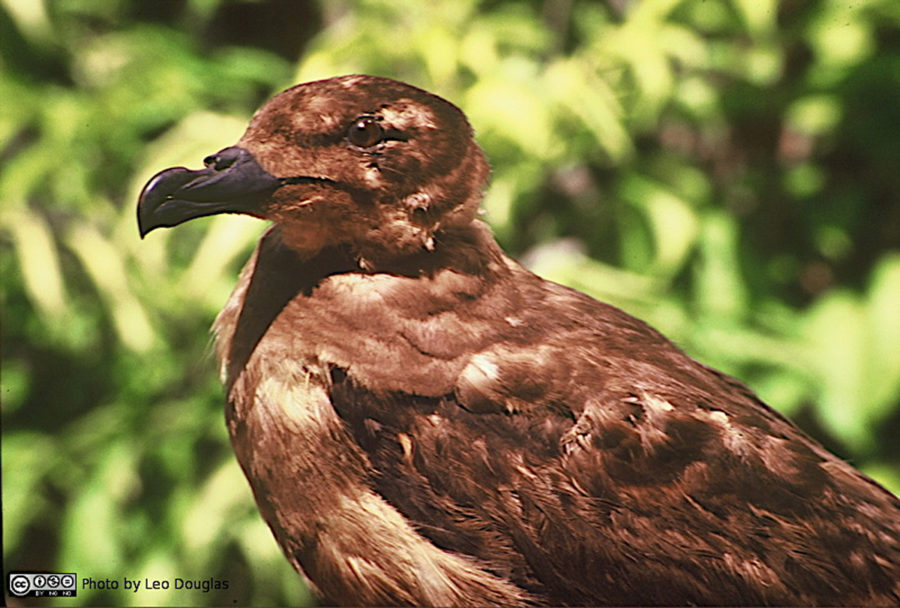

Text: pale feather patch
xmin=470 ymin=353 xmax=500 ymax=380
xmin=363 ymin=164 xmax=382 ymax=188
xmin=643 ymin=393 xmax=675 ymax=413
xmin=703 ymin=407 xmax=753 ymax=457
xmin=381 ymin=100 xmax=437 ymax=130
xmin=254 ymin=367 xmax=332 ymax=433
xmin=458 ymin=353 xmax=501 ymax=404
xmin=325 ymin=489 xmax=530 ymax=605
xmin=294 ymin=93 xmax=344 ymax=131
xmin=398 ymin=432 xmax=414 ymax=464
xmin=401 ymin=189 xmax=440 ymax=250
xmin=708 ymin=410 xmax=728 ymax=426
xmin=316 ymin=272 xmax=394 ymax=306
xmin=340 ymin=75 xmax=366 ymax=87
xmin=403 ymin=191 xmax=432 ymax=211
xmin=758 ymin=435 xmax=803 ymax=477
xmin=510 ymin=453 xmax=540 ymax=482
xmin=722 ymin=552 xmax=783 ymax=590
xmin=634 ymin=392 xmax=675 ymax=449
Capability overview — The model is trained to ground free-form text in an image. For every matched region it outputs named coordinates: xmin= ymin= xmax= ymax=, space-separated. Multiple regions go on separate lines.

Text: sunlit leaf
xmin=1 ymin=432 xmax=56 ymax=550
xmin=182 ymin=460 xmax=253 ymax=552
xmin=802 ymin=291 xmax=871 ymax=451
xmin=66 ymin=223 xmax=156 ymax=352
xmin=620 ymin=174 xmax=700 ymax=277
xmin=5 ymin=207 xmax=67 ymax=318
xmin=731 ymin=0 xmax=777 ymax=37
xmin=692 ymin=211 xmax=748 ymax=319
xmin=863 ymin=254 xmax=900 ymax=417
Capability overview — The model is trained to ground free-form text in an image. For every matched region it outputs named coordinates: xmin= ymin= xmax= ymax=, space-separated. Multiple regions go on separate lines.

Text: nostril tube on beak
xmin=205 ymin=146 xmax=250 ymax=171
xmin=137 ymin=146 xmax=281 ymax=237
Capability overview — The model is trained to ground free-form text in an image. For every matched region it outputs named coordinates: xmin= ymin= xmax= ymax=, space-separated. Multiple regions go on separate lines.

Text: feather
xmin=140 ymin=75 xmax=900 ymax=607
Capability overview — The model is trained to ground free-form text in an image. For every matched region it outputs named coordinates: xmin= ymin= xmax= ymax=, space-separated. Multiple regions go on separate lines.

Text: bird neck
xmin=215 ymin=220 xmax=511 ymax=390
xmin=275 ymin=217 xmax=504 ymax=278
xmin=354 ymin=219 xmax=507 ymax=278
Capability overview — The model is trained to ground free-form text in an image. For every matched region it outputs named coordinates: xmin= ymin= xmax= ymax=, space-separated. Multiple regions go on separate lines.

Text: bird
xmin=137 ymin=74 xmax=900 ymax=606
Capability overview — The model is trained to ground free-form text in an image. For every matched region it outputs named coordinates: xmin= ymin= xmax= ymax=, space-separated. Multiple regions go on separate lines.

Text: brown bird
xmin=138 ymin=75 xmax=900 ymax=606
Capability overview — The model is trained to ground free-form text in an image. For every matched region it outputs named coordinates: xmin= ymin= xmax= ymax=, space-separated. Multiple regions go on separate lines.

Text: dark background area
xmin=2 ymin=0 xmax=899 ymax=605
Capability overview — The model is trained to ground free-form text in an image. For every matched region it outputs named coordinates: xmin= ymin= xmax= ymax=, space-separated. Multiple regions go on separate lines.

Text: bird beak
xmin=137 ymin=146 xmax=281 ymax=238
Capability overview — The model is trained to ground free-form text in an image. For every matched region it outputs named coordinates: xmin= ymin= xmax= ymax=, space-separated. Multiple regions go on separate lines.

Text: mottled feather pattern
xmin=217 ymin=222 xmax=899 ymax=606
xmin=136 ymin=75 xmax=900 ymax=606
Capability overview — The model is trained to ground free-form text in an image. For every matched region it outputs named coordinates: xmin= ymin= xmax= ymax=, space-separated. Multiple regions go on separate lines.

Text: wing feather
xmin=221 ymin=226 xmax=900 ymax=606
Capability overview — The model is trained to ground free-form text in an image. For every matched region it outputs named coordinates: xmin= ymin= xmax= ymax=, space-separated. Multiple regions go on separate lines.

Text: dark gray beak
xmin=137 ymin=146 xmax=281 ymax=238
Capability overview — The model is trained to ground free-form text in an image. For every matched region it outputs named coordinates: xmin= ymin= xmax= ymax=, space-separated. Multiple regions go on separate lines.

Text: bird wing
xmin=221 ymin=225 xmax=900 ymax=606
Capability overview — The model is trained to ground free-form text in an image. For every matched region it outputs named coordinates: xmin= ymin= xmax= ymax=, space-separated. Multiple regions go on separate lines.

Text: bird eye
xmin=347 ymin=117 xmax=384 ymax=148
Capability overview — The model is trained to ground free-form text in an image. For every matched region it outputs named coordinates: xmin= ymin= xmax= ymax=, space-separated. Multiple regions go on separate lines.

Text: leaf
xmin=5 ymin=207 xmax=67 ymax=318
xmin=692 ymin=211 xmax=749 ymax=320
xmin=1 ymin=432 xmax=56 ymax=550
xmin=66 ymin=223 xmax=156 ymax=352
xmin=862 ymin=254 xmax=900 ymax=418
xmin=802 ymin=291 xmax=870 ymax=451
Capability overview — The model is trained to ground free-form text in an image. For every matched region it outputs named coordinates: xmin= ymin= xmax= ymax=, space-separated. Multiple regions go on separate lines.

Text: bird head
xmin=137 ymin=75 xmax=490 ymax=262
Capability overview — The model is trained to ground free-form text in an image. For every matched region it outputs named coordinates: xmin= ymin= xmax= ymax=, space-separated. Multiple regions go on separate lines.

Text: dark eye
xmin=347 ymin=116 xmax=384 ymax=148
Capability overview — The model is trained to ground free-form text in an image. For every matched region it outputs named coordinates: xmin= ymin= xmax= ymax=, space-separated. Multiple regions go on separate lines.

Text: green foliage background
xmin=2 ymin=0 xmax=899 ymax=605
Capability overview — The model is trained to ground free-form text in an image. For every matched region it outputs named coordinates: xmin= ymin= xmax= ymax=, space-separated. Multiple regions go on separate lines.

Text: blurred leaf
xmin=862 ymin=254 xmax=900 ymax=417
xmin=5 ymin=207 xmax=67 ymax=318
xmin=807 ymin=2 xmax=875 ymax=68
xmin=693 ymin=211 xmax=748 ymax=320
xmin=58 ymin=442 xmax=137 ymax=575
xmin=66 ymin=223 xmax=156 ymax=352
xmin=181 ymin=215 xmax=263 ymax=310
xmin=620 ymin=174 xmax=700 ymax=277
xmin=2 ymin=432 xmax=56 ymax=549
xmin=466 ymin=76 xmax=554 ymax=156
xmin=182 ymin=460 xmax=252 ymax=552
xmin=731 ymin=0 xmax=777 ymax=37
xmin=787 ymin=94 xmax=842 ymax=136
xmin=802 ymin=291 xmax=870 ymax=450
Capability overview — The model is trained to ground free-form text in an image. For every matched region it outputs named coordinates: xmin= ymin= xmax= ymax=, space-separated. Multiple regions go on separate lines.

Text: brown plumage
xmin=138 ymin=75 xmax=900 ymax=606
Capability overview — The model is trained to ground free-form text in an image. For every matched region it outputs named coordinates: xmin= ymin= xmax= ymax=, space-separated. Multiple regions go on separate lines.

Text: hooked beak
xmin=137 ymin=146 xmax=281 ymax=238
